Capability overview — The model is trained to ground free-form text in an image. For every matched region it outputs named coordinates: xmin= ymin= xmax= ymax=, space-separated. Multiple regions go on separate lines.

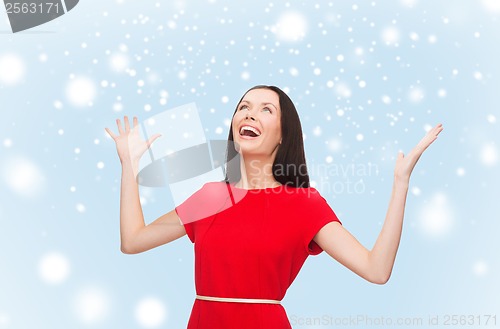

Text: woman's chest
xmin=194 ymin=196 xmax=305 ymax=260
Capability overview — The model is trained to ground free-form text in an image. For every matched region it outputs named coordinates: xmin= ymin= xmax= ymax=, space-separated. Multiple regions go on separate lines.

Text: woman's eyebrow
xmin=262 ymin=102 xmax=278 ymax=110
xmin=240 ymin=100 xmax=278 ymax=110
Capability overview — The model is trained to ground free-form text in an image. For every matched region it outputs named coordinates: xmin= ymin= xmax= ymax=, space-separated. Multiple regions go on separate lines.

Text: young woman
xmin=105 ymin=85 xmax=443 ymax=328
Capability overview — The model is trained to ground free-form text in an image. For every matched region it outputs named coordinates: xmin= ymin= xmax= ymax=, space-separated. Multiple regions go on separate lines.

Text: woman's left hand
xmin=394 ymin=123 xmax=444 ymax=183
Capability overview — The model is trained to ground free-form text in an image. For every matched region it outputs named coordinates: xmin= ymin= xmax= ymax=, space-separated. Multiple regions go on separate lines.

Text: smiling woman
xmin=230 ymin=87 xmax=283 ymax=173
xmin=104 ymin=85 xmax=443 ymax=329
xmin=225 ymin=85 xmax=310 ymax=189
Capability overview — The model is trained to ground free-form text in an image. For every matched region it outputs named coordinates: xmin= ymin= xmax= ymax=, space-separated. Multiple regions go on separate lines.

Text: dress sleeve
xmin=304 ymin=188 xmax=342 ymax=256
xmin=175 ymin=207 xmax=195 ymax=243
xmin=174 ymin=182 xmax=210 ymax=244
xmin=174 ymin=181 xmax=231 ymax=243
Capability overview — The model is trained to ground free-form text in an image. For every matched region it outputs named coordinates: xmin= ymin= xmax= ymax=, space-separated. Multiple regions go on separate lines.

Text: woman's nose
xmin=245 ymin=112 xmax=256 ymax=121
xmin=245 ymin=113 xmax=255 ymax=121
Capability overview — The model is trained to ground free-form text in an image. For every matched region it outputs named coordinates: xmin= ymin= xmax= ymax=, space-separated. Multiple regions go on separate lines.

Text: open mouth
xmin=239 ymin=126 xmax=261 ymax=138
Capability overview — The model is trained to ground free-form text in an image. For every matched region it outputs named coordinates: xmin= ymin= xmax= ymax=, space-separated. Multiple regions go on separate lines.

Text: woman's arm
xmin=119 ymin=160 xmax=146 ymax=253
xmin=119 ymin=161 xmax=187 ymax=254
xmin=314 ymin=124 xmax=444 ymax=284
xmin=106 ymin=116 xmax=186 ymax=254
xmin=367 ymin=177 xmax=408 ymax=283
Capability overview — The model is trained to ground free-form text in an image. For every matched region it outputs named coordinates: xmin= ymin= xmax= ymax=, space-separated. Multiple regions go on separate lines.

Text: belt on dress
xmin=196 ymin=294 xmax=281 ymax=304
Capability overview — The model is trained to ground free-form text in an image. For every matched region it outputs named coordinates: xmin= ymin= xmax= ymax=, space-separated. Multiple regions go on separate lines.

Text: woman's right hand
xmin=105 ymin=116 xmax=162 ymax=167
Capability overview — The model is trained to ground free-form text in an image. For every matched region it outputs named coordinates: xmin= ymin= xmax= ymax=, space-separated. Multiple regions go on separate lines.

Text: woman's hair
xmin=223 ymin=85 xmax=310 ymax=188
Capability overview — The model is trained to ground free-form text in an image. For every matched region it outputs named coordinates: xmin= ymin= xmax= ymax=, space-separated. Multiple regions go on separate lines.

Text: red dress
xmin=175 ymin=181 xmax=342 ymax=329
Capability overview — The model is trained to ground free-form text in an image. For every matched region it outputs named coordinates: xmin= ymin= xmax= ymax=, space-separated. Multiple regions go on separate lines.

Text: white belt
xmin=196 ymin=294 xmax=281 ymax=304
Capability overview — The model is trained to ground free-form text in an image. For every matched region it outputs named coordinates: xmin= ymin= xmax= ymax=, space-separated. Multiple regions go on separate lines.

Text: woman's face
xmin=231 ymin=88 xmax=282 ymax=160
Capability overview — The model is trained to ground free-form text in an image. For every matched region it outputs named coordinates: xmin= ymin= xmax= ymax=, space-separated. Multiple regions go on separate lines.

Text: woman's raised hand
xmin=105 ymin=116 xmax=162 ymax=167
xmin=394 ymin=123 xmax=444 ymax=183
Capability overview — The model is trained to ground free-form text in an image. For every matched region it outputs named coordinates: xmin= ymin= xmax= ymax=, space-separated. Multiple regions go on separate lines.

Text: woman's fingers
xmin=124 ymin=116 xmax=131 ymax=132
xmin=427 ymin=123 xmax=443 ymax=140
xmin=426 ymin=123 xmax=443 ymax=145
xmin=413 ymin=123 xmax=444 ymax=154
xmin=104 ymin=127 xmax=117 ymax=140
xmin=116 ymin=118 xmax=125 ymax=135
xmin=114 ymin=116 xmax=138 ymax=136
xmin=434 ymin=123 xmax=444 ymax=138
xmin=396 ymin=123 xmax=444 ymax=178
xmin=109 ymin=116 xmax=161 ymax=147
xmin=146 ymin=133 xmax=162 ymax=148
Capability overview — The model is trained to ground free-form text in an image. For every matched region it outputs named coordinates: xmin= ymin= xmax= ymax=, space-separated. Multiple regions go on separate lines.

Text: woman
xmin=105 ymin=85 xmax=443 ymax=328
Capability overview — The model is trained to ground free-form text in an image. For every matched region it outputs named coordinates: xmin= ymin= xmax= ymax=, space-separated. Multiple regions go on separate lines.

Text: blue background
xmin=1 ymin=0 xmax=499 ymax=328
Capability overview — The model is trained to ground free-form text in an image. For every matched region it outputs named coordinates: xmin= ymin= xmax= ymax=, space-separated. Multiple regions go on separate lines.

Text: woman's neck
xmin=236 ymin=156 xmax=281 ymax=189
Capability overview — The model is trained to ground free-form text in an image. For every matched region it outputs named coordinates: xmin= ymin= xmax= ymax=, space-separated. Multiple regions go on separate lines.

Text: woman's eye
xmin=263 ymin=107 xmax=271 ymax=113
xmin=239 ymin=105 xmax=248 ymax=111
